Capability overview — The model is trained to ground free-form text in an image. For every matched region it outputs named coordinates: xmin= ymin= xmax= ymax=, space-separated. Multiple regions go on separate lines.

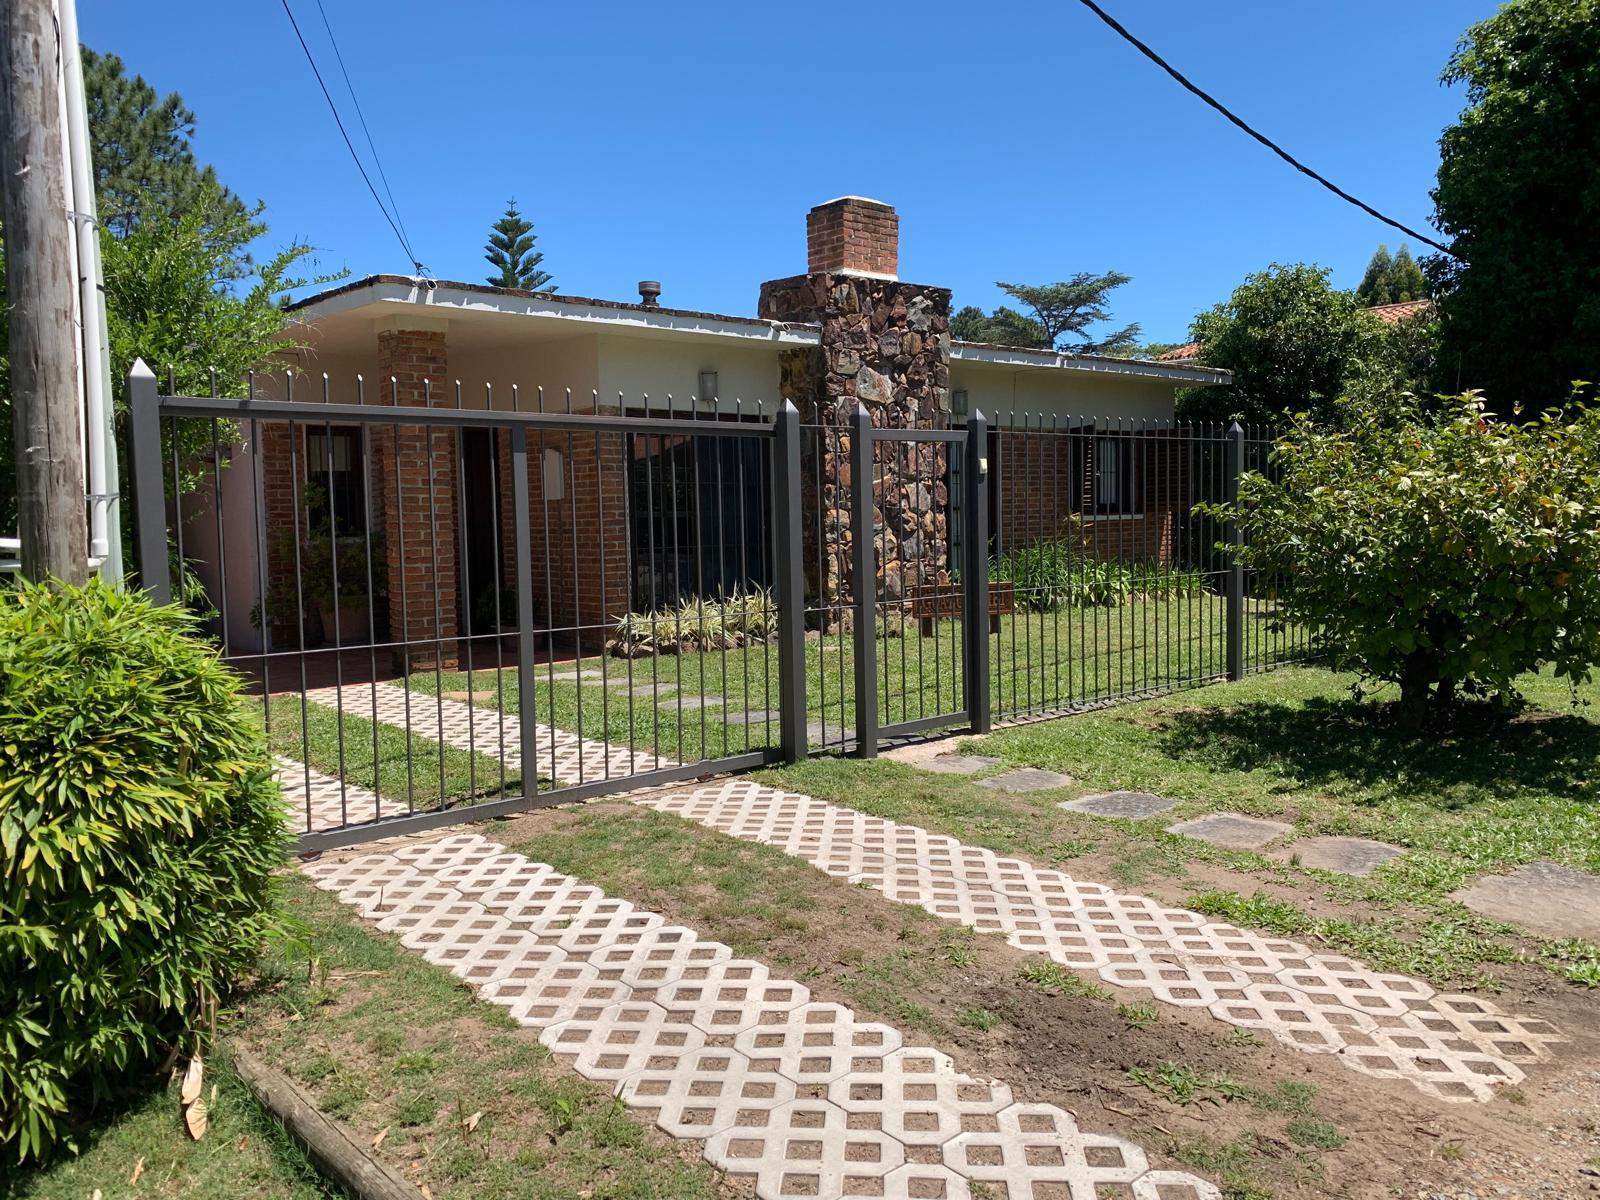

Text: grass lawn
xmin=9 ymin=874 xmax=732 ymax=1200
xmin=761 ymin=665 xmax=1600 ymax=989
xmin=403 ymin=594 xmax=1302 ymax=763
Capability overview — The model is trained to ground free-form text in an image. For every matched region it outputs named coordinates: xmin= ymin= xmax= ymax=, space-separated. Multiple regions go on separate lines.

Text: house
xmin=185 ymin=197 xmax=1230 ymax=656
xmin=1155 ymin=298 xmax=1436 ymax=363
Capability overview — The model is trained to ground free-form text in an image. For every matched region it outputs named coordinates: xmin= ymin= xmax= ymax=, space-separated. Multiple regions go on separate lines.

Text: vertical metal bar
xmin=773 ymin=401 xmax=807 ymax=761
xmin=850 ymin=403 xmax=878 ymax=757
xmin=127 ymin=362 xmax=170 ymax=603
xmin=964 ymin=409 xmax=992 ymax=734
xmin=1226 ymin=419 xmax=1245 ymax=681
xmin=511 ymin=426 xmax=540 ymax=797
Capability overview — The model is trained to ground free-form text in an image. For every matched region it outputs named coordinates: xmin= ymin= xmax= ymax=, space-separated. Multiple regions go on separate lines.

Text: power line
xmin=313 ymin=0 xmax=416 ymax=262
xmin=278 ymin=0 xmax=425 ymax=273
xmin=1072 ymin=0 xmax=1459 ymax=260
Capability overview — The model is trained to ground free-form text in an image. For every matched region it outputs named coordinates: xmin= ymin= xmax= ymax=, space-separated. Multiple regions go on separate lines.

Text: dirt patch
xmin=495 ymin=800 xmax=1600 ymax=1200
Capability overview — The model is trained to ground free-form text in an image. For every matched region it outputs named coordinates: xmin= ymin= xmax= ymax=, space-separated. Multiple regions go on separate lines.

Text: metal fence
xmin=129 ymin=368 xmax=1307 ymax=851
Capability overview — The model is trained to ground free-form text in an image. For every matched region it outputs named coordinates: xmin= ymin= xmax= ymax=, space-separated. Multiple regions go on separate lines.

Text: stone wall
xmin=759 ymin=271 xmax=953 ymax=617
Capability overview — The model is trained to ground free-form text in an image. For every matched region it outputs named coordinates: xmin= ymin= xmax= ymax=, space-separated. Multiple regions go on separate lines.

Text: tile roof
xmin=1154 ymin=299 xmax=1435 ymax=365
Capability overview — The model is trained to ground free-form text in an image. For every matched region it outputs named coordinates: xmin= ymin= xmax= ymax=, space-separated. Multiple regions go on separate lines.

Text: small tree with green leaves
xmin=1356 ymin=244 xmax=1429 ymax=306
xmin=950 ymin=304 xmax=1050 ymax=348
xmin=1204 ymin=394 xmax=1600 ymax=725
xmin=994 ymin=275 xmax=1140 ymax=354
xmin=484 ymin=199 xmax=552 ymax=291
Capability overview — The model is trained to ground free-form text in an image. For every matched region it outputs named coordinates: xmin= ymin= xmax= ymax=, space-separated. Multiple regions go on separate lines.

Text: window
xmin=304 ymin=426 xmax=367 ymax=536
xmin=1093 ymin=435 xmax=1139 ymax=515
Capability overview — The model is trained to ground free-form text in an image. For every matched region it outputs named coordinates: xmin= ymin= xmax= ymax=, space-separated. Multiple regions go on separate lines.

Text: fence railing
xmin=128 ymin=366 xmax=1307 ymax=851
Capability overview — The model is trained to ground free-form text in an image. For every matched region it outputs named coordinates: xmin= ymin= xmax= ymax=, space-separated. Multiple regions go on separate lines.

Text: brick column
xmin=375 ymin=327 xmax=460 ymax=666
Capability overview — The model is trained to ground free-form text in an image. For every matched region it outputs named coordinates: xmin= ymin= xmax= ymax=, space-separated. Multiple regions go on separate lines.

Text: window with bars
xmin=304 ymin=426 xmax=367 ymax=536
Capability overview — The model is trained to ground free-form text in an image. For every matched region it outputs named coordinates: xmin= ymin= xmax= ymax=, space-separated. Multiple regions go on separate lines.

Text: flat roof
xmin=288 ymin=275 xmax=1230 ymax=386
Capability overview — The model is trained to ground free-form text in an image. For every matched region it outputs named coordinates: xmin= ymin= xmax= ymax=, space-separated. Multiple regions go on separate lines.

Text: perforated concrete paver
xmin=644 ymin=778 xmax=1562 ymax=1103
xmin=301 ymin=823 xmax=1218 ymax=1200
xmin=1166 ymin=812 xmax=1292 ymax=850
xmin=1061 ymin=789 xmax=1180 ymax=820
xmin=302 ymin=681 xmax=671 ymax=787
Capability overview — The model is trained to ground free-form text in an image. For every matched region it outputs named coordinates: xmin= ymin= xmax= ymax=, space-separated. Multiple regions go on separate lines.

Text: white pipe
xmin=58 ymin=0 xmax=122 ymax=584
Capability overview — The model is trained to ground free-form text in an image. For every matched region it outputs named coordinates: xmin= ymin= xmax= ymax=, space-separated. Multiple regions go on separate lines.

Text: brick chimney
xmin=806 ymin=196 xmax=899 ymax=278
xmin=758 ymin=197 xmax=954 ymax=618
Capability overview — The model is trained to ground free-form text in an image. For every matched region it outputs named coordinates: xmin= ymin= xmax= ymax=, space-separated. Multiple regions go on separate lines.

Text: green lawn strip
xmin=757 ymin=665 xmax=1600 ymax=988
xmin=493 ymin=804 xmax=979 ymax=1041
xmin=264 ymin=693 xmax=516 ymax=811
xmin=6 ymin=1061 xmax=331 ymax=1200
xmin=405 ymin=596 xmax=1295 ymax=761
xmin=227 ymin=875 xmax=729 ymax=1200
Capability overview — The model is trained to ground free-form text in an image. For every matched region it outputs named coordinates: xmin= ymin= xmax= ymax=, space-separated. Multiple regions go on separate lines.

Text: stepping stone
xmin=1276 ymin=836 xmax=1404 ymax=876
xmin=1166 ymin=812 xmax=1291 ymax=852
xmin=1061 ymin=790 xmax=1178 ymax=820
xmin=1453 ymin=861 xmax=1600 ymax=942
xmin=806 ymin=720 xmax=854 ymax=745
xmin=617 ymin=682 xmax=677 ymax=699
xmin=668 ymin=693 xmax=724 ymax=711
xmin=923 ymin=753 xmax=1003 ymax=775
xmin=442 ymin=689 xmax=499 ymax=703
xmin=723 ymin=709 xmax=780 ymax=726
xmin=978 ymin=767 xmax=1074 ymax=794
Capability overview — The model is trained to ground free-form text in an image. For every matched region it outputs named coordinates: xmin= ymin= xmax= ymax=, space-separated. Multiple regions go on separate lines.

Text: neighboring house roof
xmin=287 ymin=275 xmax=1231 ymax=387
xmin=1154 ymin=298 xmax=1435 ymax=365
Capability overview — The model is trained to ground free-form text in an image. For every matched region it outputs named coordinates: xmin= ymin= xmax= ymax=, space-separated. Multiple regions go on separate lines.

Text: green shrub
xmin=610 ymin=586 xmax=778 ymax=656
xmin=1203 ymin=394 xmax=1600 ymax=723
xmin=0 ymin=579 xmax=287 ymax=1162
xmin=991 ymin=542 xmax=1204 ymax=612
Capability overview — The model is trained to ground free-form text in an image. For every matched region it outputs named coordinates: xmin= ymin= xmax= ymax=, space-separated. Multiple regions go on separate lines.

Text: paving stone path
xmin=638 ymin=779 xmax=1563 ymax=1104
xmin=292 ymin=686 xmax=1563 ymax=1103
xmin=302 ymin=682 xmax=670 ymax=788
xmin=301 ymin=814 xmax=1219 ymax=1199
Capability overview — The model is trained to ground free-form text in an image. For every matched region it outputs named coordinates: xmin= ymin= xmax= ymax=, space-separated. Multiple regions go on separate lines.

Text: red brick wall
xmin=806 ymin=197 xmax=899 ymax=277
xmin=994 ymin=426 xmax=1188 ymax=565
xmin=492 ymin=416 xmax=631 ymax=651
xmin=374 ymin=328 xmax=459 ymax=665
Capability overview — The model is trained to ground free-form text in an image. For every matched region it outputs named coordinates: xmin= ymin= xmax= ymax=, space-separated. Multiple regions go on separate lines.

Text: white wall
xmin=952 ymin=363 xmax=1187 ymax=425
xmin=596 ymin=334 xmax=784 ymax=415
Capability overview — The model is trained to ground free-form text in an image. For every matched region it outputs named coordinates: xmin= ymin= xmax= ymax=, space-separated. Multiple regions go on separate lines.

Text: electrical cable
xmin=1072 ymin=0 xmax=1459 ymax=260
xmin=278 ymin=0 xmax=426 ymax=274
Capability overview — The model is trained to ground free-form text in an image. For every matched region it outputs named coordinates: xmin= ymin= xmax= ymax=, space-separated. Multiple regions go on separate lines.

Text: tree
xmin=950 ymin=304 xmax=1049 ymax=349
xmin=994 ymin=275 xmax=1139 ymax=355
xmin=1177 ymin=264 xmax=1386 ymax=425
xmin=1356 ymin=244 xmax=1429 ymax=306
xmin=484 ymin=199 xmax=552 ymax=291
xmin=1427 ymin=0 xmax=1600 ymax=411
xmin=1355 ymin=244 xmax=1395 ymax=305
xmin=80 ymin=49 xmax=251 ymax=241
xmin=1204 ymin=395 xmax=1600 ymax=725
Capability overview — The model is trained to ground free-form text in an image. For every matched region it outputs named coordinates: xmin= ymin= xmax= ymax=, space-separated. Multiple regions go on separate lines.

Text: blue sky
xmin=82 ymin=0 xmax=1490 ymax=345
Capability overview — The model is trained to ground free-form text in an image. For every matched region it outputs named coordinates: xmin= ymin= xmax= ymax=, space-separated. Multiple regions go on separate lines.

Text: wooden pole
xmin=1 ymin=0 xmax=88 ymax=585
xmin=230 ymin=1046 xmax=427 ymax=1200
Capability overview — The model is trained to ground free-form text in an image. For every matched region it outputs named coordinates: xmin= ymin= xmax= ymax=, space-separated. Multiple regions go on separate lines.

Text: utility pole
xmin=1 ymin=0 xmax=88 ymax=585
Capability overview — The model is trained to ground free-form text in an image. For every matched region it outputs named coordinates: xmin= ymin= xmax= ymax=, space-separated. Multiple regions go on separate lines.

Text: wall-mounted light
xmin=698 ymin=370 xmax=718 ymax=405
xmin=542 ymin=447 xmax=564 ymax=501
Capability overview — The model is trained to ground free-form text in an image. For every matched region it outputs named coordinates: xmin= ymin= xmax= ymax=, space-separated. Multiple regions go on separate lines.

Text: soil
xmin=485 ymin=799 xmax=1600 ymax=1200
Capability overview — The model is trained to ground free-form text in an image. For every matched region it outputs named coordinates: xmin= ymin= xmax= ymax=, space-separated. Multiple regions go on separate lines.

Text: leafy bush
xmin=610 ymin=586 xmax=778 ymax=656
xmin=991 ymin=542 xmax=1204 ymax=612
xmin=1203 ymin=395 xmax=1600 ymax=723
xmin=0 ymin=579 xmax=287 ymax=1162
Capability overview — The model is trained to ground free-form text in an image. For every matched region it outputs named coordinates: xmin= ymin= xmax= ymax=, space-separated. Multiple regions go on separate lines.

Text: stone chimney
xmin=806 ymin=196 xmax=899 ymax=277
xmin=758 ymin=198 xmax=955 ymax=618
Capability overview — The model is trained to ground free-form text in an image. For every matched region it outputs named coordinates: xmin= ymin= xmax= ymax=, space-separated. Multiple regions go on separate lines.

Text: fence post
xmin=510 ymin=427 xmax=541 ymax=796
xmin=1225 ymin=420 xmax=1245 ymax=681
xmin=773 ymin=402 xmax=808 ymax=762
xmin=963 ymin=410 xmax=992 ymax=734
xmin=127 ymin=359 xmax=170 ymax=604
xmin=850 ymin=402 xmax=878 ymax=758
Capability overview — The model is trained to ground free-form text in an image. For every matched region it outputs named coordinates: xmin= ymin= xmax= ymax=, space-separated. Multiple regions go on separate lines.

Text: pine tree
xmin=484 ymin=200 xmax=552 ymax=291
xmin=1390 ymin=245 xmax=1426 ymax=302
xmin=1355 ymin=245 xmax=1395 ymax=305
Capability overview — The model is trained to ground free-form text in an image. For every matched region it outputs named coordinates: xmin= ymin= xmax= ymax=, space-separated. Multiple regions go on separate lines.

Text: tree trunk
xmin=1397 ymin=654 xmax=1437 ymax=729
